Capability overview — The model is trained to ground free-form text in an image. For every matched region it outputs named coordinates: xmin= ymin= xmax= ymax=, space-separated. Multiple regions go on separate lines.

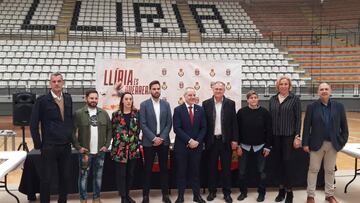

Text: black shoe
xmin=141 ymin=195 xmax=149 ymax=203
xmin=224 ymin=194 xmax=232 ymax=203
xmin=175 ymin=195 xmax=184 ymax=203
xmin=206 ymin=192 xmax=216 ymax=201
xmin=237 ymin=193 xmax=247 ymax=201
xmin=275 ymin=189 xmax=285 ymax=202
xmin=127 ymin=195 xmax=136 ymax=203
xmin=162 ymin=195 xmax=171 ymax=203
xmin=256 ymin=193 xmax=265 ymax=202
xmin=193 ymin=195 xmax=206 ymax=203
xmin=285 ymin=192 xmax=293 ymax=203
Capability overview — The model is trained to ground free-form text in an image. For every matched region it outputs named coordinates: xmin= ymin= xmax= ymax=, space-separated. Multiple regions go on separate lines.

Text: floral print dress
xmin=111 ymin=109 xmax=140 ymax=163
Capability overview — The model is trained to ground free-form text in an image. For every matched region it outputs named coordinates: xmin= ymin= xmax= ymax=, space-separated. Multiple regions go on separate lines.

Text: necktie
xmin=188 ymin=106 xmax=194 ymax=125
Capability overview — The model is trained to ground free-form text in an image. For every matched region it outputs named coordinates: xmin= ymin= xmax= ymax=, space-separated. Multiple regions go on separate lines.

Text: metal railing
xmin=0 ymin=84 xmax=358 ymax=100
xmin=265 ymin=18 xmax=360 ymax=47
xmin=244 ymin=83 xmax=359 ymax=98
xmin=0 ymin=85 xmax=93 ymax=99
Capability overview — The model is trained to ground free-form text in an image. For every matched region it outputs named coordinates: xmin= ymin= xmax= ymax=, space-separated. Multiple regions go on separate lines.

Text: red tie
xmin=188 ymin=106 xmax=194 ymax=125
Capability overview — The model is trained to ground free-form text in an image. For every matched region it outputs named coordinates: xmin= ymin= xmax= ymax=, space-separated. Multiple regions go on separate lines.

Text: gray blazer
xmin=302 ymin=99 xmax=349 ymax=152
xmin=140 ymin=98 xmax=172 ymax=147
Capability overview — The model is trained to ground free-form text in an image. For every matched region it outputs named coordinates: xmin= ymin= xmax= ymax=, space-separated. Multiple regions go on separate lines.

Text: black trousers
xmin=207 ymin=139 xmax=232 ymax=195
xmin=143 ymin=145 xmax=169 ymax=196
xmin=175 ymin=147 xmax=202 ymax=197
xmin=238 ymin=148 xmax=267 ymax=194
xmin=40 ymin=144 xmax=71 ymax=203
xmin=115 ymin=159 xmax=136 ymax=197
xmin=272 ymin=136 xmax=295 ymax=189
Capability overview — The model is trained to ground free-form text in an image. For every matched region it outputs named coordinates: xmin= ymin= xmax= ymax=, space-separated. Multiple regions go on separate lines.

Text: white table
xmin=341 ymin=143 xmax=360 ymax=193
xmin=0 ymin=130 xmax=16 ymax=151
xmin=0 ymin=151 xmax=27 ymax=203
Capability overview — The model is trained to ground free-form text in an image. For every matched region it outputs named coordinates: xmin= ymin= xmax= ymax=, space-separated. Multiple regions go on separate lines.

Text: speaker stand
xmin=17 ymin=126 xmax=29 ymax=152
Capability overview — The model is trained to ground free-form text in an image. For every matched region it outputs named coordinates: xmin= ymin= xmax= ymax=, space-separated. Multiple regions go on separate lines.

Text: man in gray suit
xmin=302 ymin=83 xmax=348 ymax=203
xmin=140 ymin=80 xmax=172 ymax=203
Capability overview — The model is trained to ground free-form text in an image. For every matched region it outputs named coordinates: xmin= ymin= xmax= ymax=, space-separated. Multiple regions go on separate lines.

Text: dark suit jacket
xmin=302 ymin=99 xmax=349 ymax=152
xmin=202 ymin=96 xmax=238 ymax=148
xmin=173 ymin=103 xmax=207 ymax=153
xmin=140 ymin=98 xmax=172 ymax=147
xmin=30 ymin=92 xmax=73 ymax=149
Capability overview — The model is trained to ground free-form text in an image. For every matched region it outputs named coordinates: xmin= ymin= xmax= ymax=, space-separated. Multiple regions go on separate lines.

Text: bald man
xmin=302 ymin=83 xmax=349 ymax=203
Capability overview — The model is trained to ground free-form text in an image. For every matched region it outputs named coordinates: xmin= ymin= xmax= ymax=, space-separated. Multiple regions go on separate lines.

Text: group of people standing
xmin=30 ymin=73 xmax=348 ymax=203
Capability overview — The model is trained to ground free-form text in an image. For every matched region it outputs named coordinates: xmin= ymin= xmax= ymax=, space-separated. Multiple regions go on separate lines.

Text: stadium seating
xmin=0 ymin=0 xmax=61 ymax=35
xmin=188 ymin=0 xmax=262 ymax=39
xmin=0 ymin=38 xmax=306 ymax=94
xmin=69 ymin=0 xmax=188 ymax=38
xmin=288 ymin=45 xmax=360 ymax=84
xmin=0 ymin=0 xmax=359 ymax=98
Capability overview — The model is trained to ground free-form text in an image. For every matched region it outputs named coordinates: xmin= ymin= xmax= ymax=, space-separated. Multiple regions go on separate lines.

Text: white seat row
xmin=0 ymin=40 xmax=126 ymax=47
xmin=0 ymin=0 xmax=62 ymax=35
xmin=0 ymin=39 xmax=306 ymax=89
xmin=188 ymin=0 xmax=262 ymax=38
xmin=141 ymin=42 xmax=275 ymax=48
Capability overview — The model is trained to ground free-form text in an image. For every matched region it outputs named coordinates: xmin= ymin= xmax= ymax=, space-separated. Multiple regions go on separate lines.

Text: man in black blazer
xmin=302 ymin=83 xmax=348 ymax=203
xmin=202 ymin=81 xmax=238 ymax=203
xmin=173 ymin=87 xmax=207 ymax=203
xmin=30 ymin=72 xmax=73 ymax=203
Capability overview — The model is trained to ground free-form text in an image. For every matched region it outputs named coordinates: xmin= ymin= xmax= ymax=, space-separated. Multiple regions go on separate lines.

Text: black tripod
xmin=17 ymin=126 xmax=29 ymax=152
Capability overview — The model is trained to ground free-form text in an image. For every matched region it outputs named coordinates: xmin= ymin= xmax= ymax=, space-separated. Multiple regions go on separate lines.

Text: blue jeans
xmin=78 ymin=152 xmax=105 ymax=200
xmin=238 ymin=148 xmax=266 ymax=194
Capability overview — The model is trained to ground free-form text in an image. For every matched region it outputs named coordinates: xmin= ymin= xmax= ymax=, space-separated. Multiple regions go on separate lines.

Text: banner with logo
xmin=96 ymin=59 xmax=243 ymax=170
xmin=96 ymin=59 xmax=243 ymax=115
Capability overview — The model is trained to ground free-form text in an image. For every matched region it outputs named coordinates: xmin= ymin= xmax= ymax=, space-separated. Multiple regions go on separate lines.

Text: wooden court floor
xmin=1 ymin=112 xmax=360 ymax=185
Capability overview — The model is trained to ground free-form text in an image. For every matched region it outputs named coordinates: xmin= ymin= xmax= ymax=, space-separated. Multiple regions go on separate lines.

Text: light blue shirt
xmin=240 ymin=144 xmax=270 ymax=152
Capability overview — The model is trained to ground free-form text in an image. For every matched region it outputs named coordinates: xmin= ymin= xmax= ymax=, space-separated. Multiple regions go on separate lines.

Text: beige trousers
xmin=307 ymin=141 xmax=337 ymax=197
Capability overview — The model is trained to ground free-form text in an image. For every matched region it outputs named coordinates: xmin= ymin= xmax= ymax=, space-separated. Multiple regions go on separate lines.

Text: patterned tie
xmin=188 ymin=106 xmax=194 ymax=125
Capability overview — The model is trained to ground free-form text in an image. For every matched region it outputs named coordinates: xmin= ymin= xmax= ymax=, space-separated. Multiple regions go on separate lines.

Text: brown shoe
xmin=307 ymin=196 xmax=315 ymax=203
xmin=325 ymin=196 xmax=338 ymax=203
xmin=93 ymin=198 xmax=102 ymax=203
xmin=80 ymin=200 xmax=87 ymax=203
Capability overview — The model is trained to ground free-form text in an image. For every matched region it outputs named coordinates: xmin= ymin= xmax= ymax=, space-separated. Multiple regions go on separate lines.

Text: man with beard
xmin=302 ymin=83 xmax=348 ymax=203
xmin=140 ymin=80 xmax=172 ymax=203
xmin=72 ymin=89 xmax=112 ymax=203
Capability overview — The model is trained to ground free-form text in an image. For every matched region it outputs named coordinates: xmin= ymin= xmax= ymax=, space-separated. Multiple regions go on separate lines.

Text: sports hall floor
xmin=1 ymin=112 xmax=360 ymax=202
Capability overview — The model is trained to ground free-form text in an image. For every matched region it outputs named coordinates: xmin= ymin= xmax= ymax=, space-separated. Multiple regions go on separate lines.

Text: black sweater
xmin=236 ymin=106 xmax=272 ymax=148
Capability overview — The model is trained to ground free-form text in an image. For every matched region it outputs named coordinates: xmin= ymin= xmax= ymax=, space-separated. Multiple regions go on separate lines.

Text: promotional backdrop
xmin=96 ymin=59 xmax=243 ymax=117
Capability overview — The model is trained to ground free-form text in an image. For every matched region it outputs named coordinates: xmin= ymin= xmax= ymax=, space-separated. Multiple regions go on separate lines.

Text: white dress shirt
xmin=214 ymin=98 xmax=222 ymax=135
xmin=151 ymin=97 xmax=161 ymax=135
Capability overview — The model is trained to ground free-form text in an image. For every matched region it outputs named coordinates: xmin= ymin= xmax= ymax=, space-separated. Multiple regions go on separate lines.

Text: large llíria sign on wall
xmin=96 ymin=59 xmax=243 ymax=116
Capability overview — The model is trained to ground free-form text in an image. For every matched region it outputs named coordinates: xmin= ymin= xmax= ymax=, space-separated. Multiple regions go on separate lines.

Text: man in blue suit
xmin=302 ymin=83 xmax=348 ymax=203
xmin=140 ymin=80 xmax=172 ymax=203
xmin=173 ymin=87 xmax=207 ymax=203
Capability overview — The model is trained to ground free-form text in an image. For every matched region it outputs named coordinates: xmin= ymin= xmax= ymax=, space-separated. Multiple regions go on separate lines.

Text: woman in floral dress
xmin=111 ymin=92 xmax=140 ymax=203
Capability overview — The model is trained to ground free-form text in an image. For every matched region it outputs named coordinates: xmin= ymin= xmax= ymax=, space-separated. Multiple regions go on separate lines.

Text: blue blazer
xmin=140 ymin=98 xmax=172 ymax=147
xmin=173 ymin=103 xmax=207 ymax=153
xmin=302 ymin=99 xmax=349 ymax=152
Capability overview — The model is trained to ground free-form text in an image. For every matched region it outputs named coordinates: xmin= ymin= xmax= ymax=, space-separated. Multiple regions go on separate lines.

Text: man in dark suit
xmin=140 ymin=80 xmax=172 ymax=203
xmin=30 ymin=72 xmax=73 ymax=203
xmin=302 ymin=83 xmax=348 ymax=203
xmin=173 ymin=87 xmax=207 ymax=203
xmin=202 ymin=81 xmax=238 ymax=203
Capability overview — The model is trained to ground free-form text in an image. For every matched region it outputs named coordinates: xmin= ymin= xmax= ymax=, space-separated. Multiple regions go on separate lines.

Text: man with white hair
xmin=173 ymin=87 xmax=207 ymax=203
